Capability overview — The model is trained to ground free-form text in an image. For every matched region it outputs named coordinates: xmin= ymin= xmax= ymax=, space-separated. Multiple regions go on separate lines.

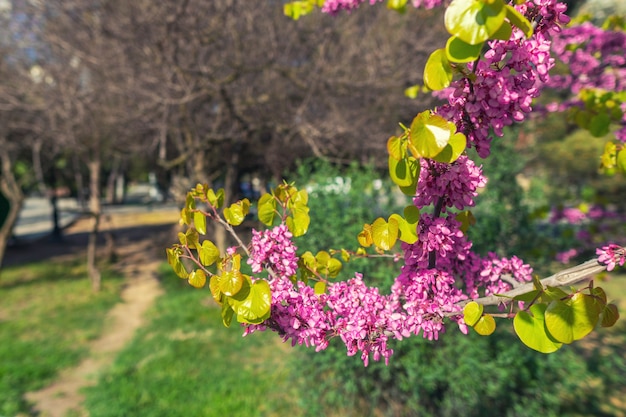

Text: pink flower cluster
xmin=321 ymin=0 xmax=442 ymax=14
xmin=437 ymin=1 xmax=568 ymax=157
xmin=414 ymin=156 xmax=487 ymax=210
xmin=247 ymin=224 xmax=299 ymax=279
xmin=596 ymin=244 xmax=626 ymax=272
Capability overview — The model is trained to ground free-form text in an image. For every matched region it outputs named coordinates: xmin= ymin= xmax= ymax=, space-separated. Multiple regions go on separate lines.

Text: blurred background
xmin=1 ymin=0 xmax=625 ymax=416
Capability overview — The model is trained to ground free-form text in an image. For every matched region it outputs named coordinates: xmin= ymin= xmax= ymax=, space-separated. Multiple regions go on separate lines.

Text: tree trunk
xmin=87 ymin=158 xmax=102 ymax=292
xmin=0 ymin=141 xmax=25 ymax=271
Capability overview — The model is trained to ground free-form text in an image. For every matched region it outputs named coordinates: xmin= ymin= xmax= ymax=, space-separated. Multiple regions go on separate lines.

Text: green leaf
xmin=286 ymin=207 xmax=310 ymax=238
xmin=180 ymin=207 xmax=191 ymax=225
xmin=387 ymin=0 xmax=408 ymax=13
xmin=388 ymin=155 xmax=419 ymax=188
xmin=371 ymin=217 xmax=399 ymax=251
xmin=404 ymin=85 xmax=420 ymax=99
xmin=431 ymin=132 xmax=467 ymax=164
xmin=601 ymin=303 xmax=620 ymax=327
xmin=616 ymin=149 xmax=626 ymax=174
xmin=185 ymin=228 xmax=199 ymax=249
xmin=166 ymin=248 xmax=188 ymax=279
xmin=209 ymin=275 xmax=222 ymax=304
xmin=358 ymin=224 xmax=374 ymax=247
xmin=229 ymin=278 xmax=272 ymax=324
xmin=445 ymin=36 xmax=484 ymax=63
xmin=474 ymin=314 xmax=496 ymax=336
xmin=221 ymin=303 xmax=234 ymax=327
xmin=326 ymin=258 xmax=343 ymax=277
xmin=188 ymin=269 xmax=207 ymax=288
xmin=198 ymin=240 xmax=220 ymax=267
xmin=258 ymin=193 xmax=277 ymax=226
xmin=193 ymin=211 xmax=206 ymax=235
xmin=512 ymin=289 xmax=541 ymax=303
xmin=387 ymin=136 xmax=405 ymax=160
xmin=455 ymin=210 xmax=475 ymax=233
xmin=390 ymin=213 xmax=418 ymax=245
xmin=543 ymin=286 xmax=569 ymax=301
xmin=589 ymin=113 xmax=611 ymax=137
xmin=505 ymin=4 xmax=533 ymax=38
xmin=544 ymin=293 xmax=600 ymax=344
xmin=490 ymin=20 xmax=512 ymax=41
xmin=409 ymin=111 xmax=458 ymax=159
xmin=219 ymin=270 xmax=244 ymax=297
xmin=463 ymin=301 xmax=483 ymax=327
xmin=185 ymin=193 xmax=196 ymax=210
xmin=207 ymin=188 xmax=225 ymax=208
xmin=314 ymin=281 xmax=327 ymax=295
xmin=514 ymin=304 xmax=563 ymax=353
xmin=424 ymin=49 xmax=453 ymax=91
xmin=445 ymin=0 xmax=507 ymax=45
xmin=284 ymin=1 xmax=314 ymax=20
xmin=223 ymin=199 xmax=250 ymax=226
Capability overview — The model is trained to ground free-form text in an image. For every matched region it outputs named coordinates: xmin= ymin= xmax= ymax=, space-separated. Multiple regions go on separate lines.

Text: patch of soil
xmin=19 ymin=210 xmax=181 ymax=417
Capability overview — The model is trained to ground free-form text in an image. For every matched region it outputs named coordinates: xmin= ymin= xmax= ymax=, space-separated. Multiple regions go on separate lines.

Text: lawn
xmin=82 ymin=266 xmax=306 ymax=417
xmin=0 ymin=258 xmax=124 ymax=416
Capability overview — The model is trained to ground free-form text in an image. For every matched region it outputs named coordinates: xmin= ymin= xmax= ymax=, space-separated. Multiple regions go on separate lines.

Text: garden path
xmin=22 ymin=210 xmax=178 ymax=417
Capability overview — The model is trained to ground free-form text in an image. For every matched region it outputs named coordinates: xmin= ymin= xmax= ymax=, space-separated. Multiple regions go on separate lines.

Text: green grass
xmin=82 ymin=266 xmax=306 ymax=417
xmin=0 ymin=258 xmax=124 ymax=416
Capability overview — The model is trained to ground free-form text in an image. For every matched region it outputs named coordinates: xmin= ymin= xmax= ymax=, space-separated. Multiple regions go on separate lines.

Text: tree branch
xmin=456 ymin=258 xmax=608 ymax=308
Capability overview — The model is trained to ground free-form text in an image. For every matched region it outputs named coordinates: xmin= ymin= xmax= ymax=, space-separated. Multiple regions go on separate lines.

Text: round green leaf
xmin=358 ymin=224 xmax=373 ymax=247
xmin=589 ymin=113 xmax=611 ymax=137
xmin=193 ymin=211 xmax=206 ymax=235
xmin=188 ymin=269 xmax=207 ymax=289
xmin=371 ymin=217 xmax=399 ymax=251
xmin=221 ymin=303 xmax=234 ymax=327
xmin=199 ymin=240 xmax=220 ymax=267
xmin=314 ymin=281 xmax=327 ymax=295
xmin=258 ymin=193 xmax=277 ymax=226
xmin=431 ymin=132 xmax=467 ymax=163
xmin=505 ymin=4 xmax=533 ymax=38
xmin=229 ymin=279 xmax=272 ymax=324
xmin=445 ymin=36 xmax=484 ymax=63
xmin=387 ymin=136 xmax=405 ymax=161
xmin=463 ymin=301 xmax=483 ymax=327
xmin=409 ymin=111 xmax=456 ymax=159
xmin=166 ymin=248 xmax=188 ymax=279
xmin=490 ymin=20 xmax=512 ymax=41
xmin=445 ymin=0 xmax=507 ymax=45
xmin=390 ymin=213 xmax=418 ymax=245
xmin=388 ymin=155 xmax=419 ymax=188
xmin=424 ymin=49 xmax=453 ymax=91
xmin=474 ymin=314 xmax=496 ymax=336
xmin=207 ymin=188 xmax=225 ymax=208
xmin=209 ymin=275 xmax=222 ymax=303
xmin=601 ymin=303 xmax=620 ymax=328
xmin=514 ymin=304 xmax=563 ymax=353
xmin=544 ymin=293 xmax=600 ymax=344
xmin=219 ymin=270 xmax=244 ymax=297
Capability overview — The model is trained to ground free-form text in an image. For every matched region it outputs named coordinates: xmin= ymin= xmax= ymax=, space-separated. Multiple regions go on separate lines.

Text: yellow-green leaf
xmin=314 ymin=281 xmax=327 ymax=295
xmin=358 ymin=224 xmax=374 ymax=247
xmin=387 ymin=136 xmax=405 ymax=160
xmin=445 ymin=36 xmax=484 ymax=63
xmin=390 ymin=213 xmax=418 ymax=245
xmin=431 ymin=132 xmax=467 ymax=164
xmin=424 ymin=49 xmax=453 ymax=91
xmin=544 ymin=293 xmax=600 ymax=344
xmin=229 ymin=278 xmax=272 ymax=324
xmin=198 ymin=240 xmax=220 ymax=266
xmin=505 ymin=4 xmax=533 ymax=38
xmin=371 ymin=217 xmax=399 ymax=251
xmin=166 ymin=248 xmax=188 ymax=279
xmin=209 ymin=275 xmax=222 ymax=304
xmin=409 ymin=111 xmax=457 ymax=159
xmin=258 ymin=193 xmax=277 ymax=226
xmin=445 ymin=0 xmax=507 ymax=45
xmin=514 ymin=304 xmax=563 ymax=353
xmin=388 ymin=155 xmax=419 ymax=188
xmin=219 ymin=270 xmax=244 ymax=297
xmin=221 ymin=303 xmax=234 ymax=327
xmin=474 ymin=314 xmax=496 ymax=336
xmin=188 ymin=269 xmax=207 ymax=288
xmin=601 ymin=303 xmax=620 ymax=327
xmin=207 ymin=188 xmax=225 ymax=208
xmin=463 ymin=301 xmax=483 ymax=327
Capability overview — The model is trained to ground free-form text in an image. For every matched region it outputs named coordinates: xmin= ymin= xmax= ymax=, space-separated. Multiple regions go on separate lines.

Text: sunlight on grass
xmin=0 ymin=259 xmax=124 ymax=416
xmin=83 ymin=265 xmax=305 ymax=417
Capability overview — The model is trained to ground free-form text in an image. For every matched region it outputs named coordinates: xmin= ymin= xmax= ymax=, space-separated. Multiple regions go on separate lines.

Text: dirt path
xmin=22 ymin=211 xmax=178 ymax=417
